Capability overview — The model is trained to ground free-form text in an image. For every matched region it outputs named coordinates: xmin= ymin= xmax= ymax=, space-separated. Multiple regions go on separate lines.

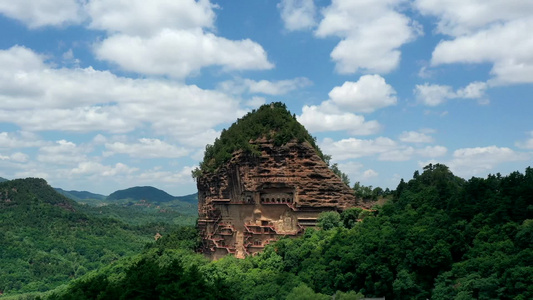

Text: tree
xmin=317 ymin=211 xmax=341 ymax=230
xmin=331 ymin=163 xmax=350 ymax=186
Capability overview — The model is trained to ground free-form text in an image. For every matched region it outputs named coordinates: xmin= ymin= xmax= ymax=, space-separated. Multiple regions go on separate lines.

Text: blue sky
xmin=0 ymin=0 xmax=531 ymax=196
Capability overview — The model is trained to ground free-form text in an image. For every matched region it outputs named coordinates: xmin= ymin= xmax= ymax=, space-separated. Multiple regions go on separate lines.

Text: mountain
xmin=0 ymin=178 xmax=177 ymax=296
xmin=174 ymin=192 xmax=198 ymax=204
xmin=195 ymin=102 xmax=325 ymax=175
xmin=0 ymin=176 xmax=8 ymax=182
xmin=54 ymin=187 xmax=106 ymax=201
xmin=107 ymin=186 xmax=177 ymax=203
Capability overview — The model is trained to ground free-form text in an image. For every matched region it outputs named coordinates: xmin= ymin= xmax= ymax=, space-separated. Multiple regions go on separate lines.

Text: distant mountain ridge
xmin=107 ymin=186 xmax=176 ymax=203
xmin=55 ymin=188 xmax=106 ymax=201
xmin=0 ymin=177 xmax=8 ymax=182
xmin=55 ymin=185 xmax=197 ymax=205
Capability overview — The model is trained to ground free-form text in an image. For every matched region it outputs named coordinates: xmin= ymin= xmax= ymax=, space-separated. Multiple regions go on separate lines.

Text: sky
xmin=0 ymin=0 xmax=532 ymax=196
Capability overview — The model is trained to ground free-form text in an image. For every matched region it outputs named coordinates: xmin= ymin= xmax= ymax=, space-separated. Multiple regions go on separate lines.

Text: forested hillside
xmin=194 ymin=102 xmax=326 ymax=175
xmin=54 ymin=188 xmax=106 ymax=202
xmin=107 ymin=186 xmax=176 ymax=203
xmin=48 ymin=164 xmax=532 ymax=300
xmin=0 ymin=178 xmax=183 ymax=296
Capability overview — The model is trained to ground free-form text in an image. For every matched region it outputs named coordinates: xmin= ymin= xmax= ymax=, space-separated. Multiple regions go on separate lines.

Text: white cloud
xmin=414 ymin=81 xmax=487 ymax=106
xmin=399 ymin=131 xmax=434 ymax=143
xmin=71 ymin=161 xmax=138 ymax=177
xmin=516 ymin=131 xmax=533 ymax=149
xmin=315 ymin=0 xmax=420 ymax=74
xmin=38 ymin=140 xmax=89 ymax=165
xmin=297 ymin=75 xmax=397 ymax=135
xmin=0 ymin=152 xmax=29 ymax=163
xmin=137 ymin=165 xmax=196 ymax=185
xmin=220 ymin=77 xmax=312 ymax=96
xmin=87 ymin=0 xmax=216 ymax=36
xmin=0 ymin=46 xmax=241 ymax=146
xmin=363 ymin=169 xmax=379 ymax=179
xmin=87 ymin=0 xmax=272 ymax=78
xmin=244 ymin=77 xmax=312 ymax=95
xmin=104 ymin=138 xmax=189 ymax=158
xmin=95 ymin=30 xmax=273 ymax=78
xmin=413 ymin=83 xmax=455 ymax=106
xmin=417 ymin=145 xmax=448 ymax=157
xmin=0 ymin=0 xmax=85 ymax=28
xmin=10 ymin=152 xmax=29 ymax=163
xmin=328 ymin=75 xmax=397 ymax=113
xmin=278 ymin=0 xmax=317 ymax=31
xmin=456 ymin=82 xmax=488 ymax=99
xmin=321 ymin=137 xmax=447 ymax=162
xmin=245 ymin=97 xmax=267 ymax=108
xmin=335 ymin=161 xmax=379 ymax=184
xmin=320 ymin=137 xmax=398 ymax=161
xmin=0 ymin=131 xmax=43 ymax=149
xmin=378 ymin=147 xmax=415 ymax=162
xmin=415 ymin=0 xmax=533 ymax=84
xmin=297 ymin=105 xmax=381 ymax=135
xmin=414 ymin=0 xmax=533 ymax=36
xmin=448 ymin=146 xmax=530 ymax=177
xmin=2 ymin=1 xmax=273 ymax=78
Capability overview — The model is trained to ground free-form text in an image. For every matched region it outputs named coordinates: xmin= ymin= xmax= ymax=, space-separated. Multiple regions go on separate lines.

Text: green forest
xmin=9 ymin=164 xmax=530 ymax=300
xmin=0 ymin=179 xmax=195 ymax=297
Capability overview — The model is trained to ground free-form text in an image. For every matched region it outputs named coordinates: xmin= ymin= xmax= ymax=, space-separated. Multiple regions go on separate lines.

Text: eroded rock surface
xmin=197 ymin=139 xmax=359 ymax=259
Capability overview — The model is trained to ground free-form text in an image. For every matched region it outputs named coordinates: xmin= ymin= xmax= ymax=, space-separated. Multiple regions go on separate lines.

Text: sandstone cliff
xmin=197 ymin=138 xmax=359 ymax=259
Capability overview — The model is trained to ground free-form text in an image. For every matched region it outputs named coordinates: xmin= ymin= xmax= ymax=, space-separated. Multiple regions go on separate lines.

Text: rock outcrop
xmin=197 ymin=138 xmax=358 ymax=259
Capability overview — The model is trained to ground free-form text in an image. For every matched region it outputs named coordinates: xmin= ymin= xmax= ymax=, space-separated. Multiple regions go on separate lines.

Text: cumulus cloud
xmin=315 ymin=0 xmax=421 ymax=74
xmin=320 ymin=137 xmax=447 ymax=162
xmin=219 ymin=77 xmax=312 ymax=96
xmin=38 ymin=140 xmax=89 ymax=165
xmin=0 ymin=152 xmax=29 ymax=163
xmin=1 ymin=1 xmax=273 ymax=78
xmin=328 ymin=75 xmax=397 ymax=113
xmin=448 ymin=145 xmax=530 ymax=177
xmin=320 ymin=137 xmax=398 ymax=161
xmin=87 ymin=0 xmax=272 ymax=78
xmin=104 ymin=138 xmax=189 ymax=158
xmin=297 ymin=105 xmax=382 ymax=135
xmin=415 ymin=0 xmax=533 ymax=84
xmin=0 ymin=131 xmax=43 ymax=149
xmin=278 ymin=0 xmax=317 ymax=31
xmin=137 ymin=165 xmax=196 ymax=185
xmin=399 ymin=131 xmax=434 ymax=143
xmin=297 ymin=75 xmax=396 ymax=135
xmin=363 ymin=169 xmax=379 ymax=179
xmin=71 ymin=161 xmax=138 ymax=177
xmin=244 ymin=77 xmax=312 ymax=95
xmin=0 ymin=46 xmax=241 ymax=146
xmin=516 ymin=131 xmax=533 ymax=149
xmin=245 ymin=97 xmax=267 ymax=108
xmin=95 ymin=30 xmax=273 ymax=78
xmin=335 ymin=161 xmax=379 ymax=184
xmin=0 ymin=0 xmax=85 ymax=28
xmin=414 ymin=81 xmax=488 ymax=106
xmin=87 ymin=0 xmax=216 ymax=36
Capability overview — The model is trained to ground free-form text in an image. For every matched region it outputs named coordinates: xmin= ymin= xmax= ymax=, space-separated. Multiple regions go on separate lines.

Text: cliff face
xmin=197 ymin=138 xmax=358 ymax=259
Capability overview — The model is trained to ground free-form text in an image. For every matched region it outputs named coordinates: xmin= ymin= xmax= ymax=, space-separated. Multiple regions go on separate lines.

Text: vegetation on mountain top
xmin=107 ymin=186 xmax=176 ymax=203
xmin=194 ymin=102 xmax=325 ymax=176
xmin=54 ymin=188 xmax=106 ymax=202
